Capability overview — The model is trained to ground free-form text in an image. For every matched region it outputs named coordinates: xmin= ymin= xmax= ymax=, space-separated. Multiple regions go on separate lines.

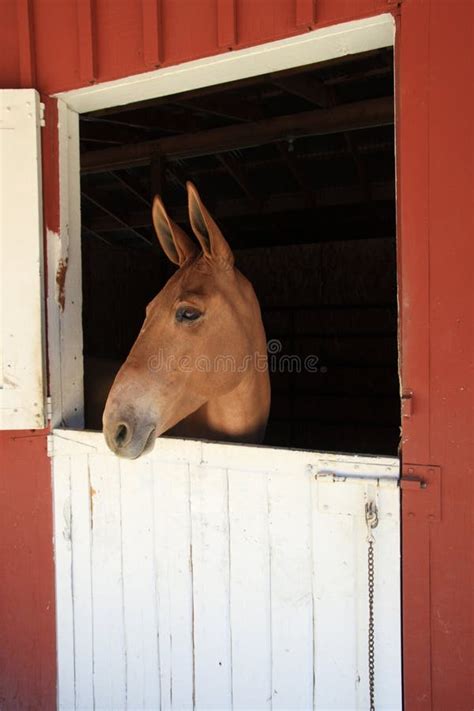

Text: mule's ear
xmin=152 ymin=195 xmax=198 ymax=266
xmin=187 ymin=182 xmax=234 ymax=269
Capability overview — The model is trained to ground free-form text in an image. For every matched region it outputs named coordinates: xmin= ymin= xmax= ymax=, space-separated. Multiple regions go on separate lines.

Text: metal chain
xmin=367 ymin=538 xmax=376 ymax=711
xmin=365 ymin=501 xmax=378 ymax=711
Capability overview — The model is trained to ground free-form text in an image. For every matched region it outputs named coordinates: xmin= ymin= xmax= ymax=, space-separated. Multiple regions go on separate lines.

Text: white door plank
xmin=228 ymin=468 xmax=272 ymax=710
xmin=120 ymin=458 xmax=161 ymax=710
xmin=89 ymin=455 xmax=126 ymax=710
xmin=153 ymin=459 xmax=194 ymax=711
xmin=268 ymin=468 xmax=314 ymax=710
xmin=312 ymin=478 xmax=362 ymax=710
xmin=53 ymin=456 xmax=76 ymax=710
xmin=190 ymin=464 xmax=232 ymax=710
xmin=69 ymin=455 xmax=94 ymax=710
xmin=369 ymin=485 xmax=402 ymax=711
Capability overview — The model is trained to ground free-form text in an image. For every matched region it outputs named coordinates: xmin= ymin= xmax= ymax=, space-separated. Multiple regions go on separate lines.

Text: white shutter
xmin=0 ymin=90 xmax=46 ymax=429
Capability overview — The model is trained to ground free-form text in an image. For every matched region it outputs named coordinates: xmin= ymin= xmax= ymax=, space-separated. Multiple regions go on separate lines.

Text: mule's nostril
xmin=115 ymin=423 xmax=129 ymax=447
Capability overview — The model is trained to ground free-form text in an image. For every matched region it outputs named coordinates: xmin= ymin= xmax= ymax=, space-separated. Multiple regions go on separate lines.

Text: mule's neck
xmin=169 ymin=364 xmax=270 ymax=444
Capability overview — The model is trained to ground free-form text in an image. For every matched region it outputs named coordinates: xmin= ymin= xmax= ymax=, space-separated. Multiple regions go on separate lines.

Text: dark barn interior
xmin=80 ymin=48 xmax=400 ymax=455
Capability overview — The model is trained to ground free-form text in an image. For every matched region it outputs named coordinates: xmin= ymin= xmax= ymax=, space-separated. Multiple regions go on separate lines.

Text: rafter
xmin=217 ymin=153 xmax=254 ymax=199
xmin=109 ymin=170 xmax=151 ymax=207
xmin=172 ymin=94 xmax=263 ymax=122
xmin=86 ymin=181 xmax=394 ymax=232
xmin=81 ymin=189 xmax=152 ymax=247
xmin=81 ymin=97 xmax=394 ymax=174
xmin=272 ymin=74 xmax=331 ymax=108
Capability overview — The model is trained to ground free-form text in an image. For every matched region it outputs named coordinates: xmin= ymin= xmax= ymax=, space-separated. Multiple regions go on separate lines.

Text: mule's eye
xmin=176 ymin=306 xmax=202 ymax=323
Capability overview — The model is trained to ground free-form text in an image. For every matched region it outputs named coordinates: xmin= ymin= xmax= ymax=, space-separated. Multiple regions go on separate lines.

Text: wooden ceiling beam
xmin=84 ymin=48 xmax=391 ymax=120
xmin=272 ymin=74 xmax=331 ymax=108
xmin=86 ymin=181 xmax=394 ymax=232
xmin=80 ymin=118 xmax=144 ymax=144
xmin=81 ymin=96 xmax=394 ymax=174
xmin=172 ymin=94 xmax=263 ymax=122
xmin=84 ymin=111 xmax=202 ymax=136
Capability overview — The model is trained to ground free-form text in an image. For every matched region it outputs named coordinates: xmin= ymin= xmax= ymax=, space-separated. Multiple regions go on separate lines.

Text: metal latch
xmin=401 ymin=390 xmax=413 ymax=418
xmin=401 ymin=464 xmax=441 ymax=522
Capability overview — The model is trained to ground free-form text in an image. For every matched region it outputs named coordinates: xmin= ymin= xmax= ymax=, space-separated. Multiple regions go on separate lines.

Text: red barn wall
xmin=398 ymin=2 xmax=473 ymax=708
xmin=0 ymin=1 xmax=472 ymax=709
xmin=0 ymin=430 xmax=56 ymax=709
xmin=1 ymin=0 xmax=386 ymax=93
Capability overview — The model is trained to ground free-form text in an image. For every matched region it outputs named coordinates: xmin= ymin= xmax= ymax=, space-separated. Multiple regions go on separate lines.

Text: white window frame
xmin=49 ymin=14 xmax=395 ymax=429
xmin=0 ymin=89 xmax=46 ymax=429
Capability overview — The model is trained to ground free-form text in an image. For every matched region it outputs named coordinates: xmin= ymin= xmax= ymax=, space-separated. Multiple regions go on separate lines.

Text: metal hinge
xmin=39 ymin=101 xmax=45 ymax=127
xmin=401 ymin=464 xmax=441 ymax=522
xmin=46 ymin=395 xmax=53 ymax=421
xmin=47 ymin=433 xmax=54 ymax=458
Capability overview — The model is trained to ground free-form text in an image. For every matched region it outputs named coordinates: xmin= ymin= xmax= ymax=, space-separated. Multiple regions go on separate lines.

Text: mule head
xmin=103 ymin=182 xmax=268 ymax=458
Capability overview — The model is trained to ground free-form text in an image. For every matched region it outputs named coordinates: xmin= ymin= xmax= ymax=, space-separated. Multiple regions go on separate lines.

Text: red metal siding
xmin=0 ymin=431 xmax=56 ymax=710
xmin=0 ymin=1 xmax=472 ymax=709
xmin=1 ymin=0 xmax=385 ymax=93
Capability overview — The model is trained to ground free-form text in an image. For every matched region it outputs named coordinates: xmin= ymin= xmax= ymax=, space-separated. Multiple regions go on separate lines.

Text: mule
xmin=103 ymin=182 xmax=271 ymax=459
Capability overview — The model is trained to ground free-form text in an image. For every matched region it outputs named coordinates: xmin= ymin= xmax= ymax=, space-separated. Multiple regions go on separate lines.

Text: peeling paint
xmin=47 ymin=227 xmax=70 ymax=312
xmin=55 ymin=257 xmax=69 ymax=312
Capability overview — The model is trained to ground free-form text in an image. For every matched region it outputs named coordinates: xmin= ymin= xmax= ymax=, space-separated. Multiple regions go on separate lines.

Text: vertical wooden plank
xmin=268 ymin=468 xmax=313 ymax=709
xmin=142 ymin=0 xmax=162 ymax=67
xmin=371 ymin=484 xmax=402 ymax=710
xmin=190 ymin=464 xmax=232 ymax=710
xmin=69 ymin=455 xmax=94 ymax=710
xmin=153 ymin=459 xmax=194 ymax=711
xmin=217 ymin=0 xmax=236 ymax=49
xmin=397 ymin=6 xmax=432 ymax=703
xmin=295 ymin=0 xmax=316 ymax=29
xmin=54 ymin=102 xmax=84 ymax=428
xmin=89 ymin=455 xmax=126 ymax=709
xmin=313 ymin=477 xmax=402 ymax=710
xmin=424 ymin=2 xmax=472 ymax=709
xmin=397 ymin=0 xmax=430 ymax=462
xmin=312 ymin=479 xmax=361 ymax=709
xmin=120 ymin=458 xmax=161 ymax=709
xmin=52 ymin=455 xmax=75 ymax=710
xmin=228 ymin=469 xmax=272 ymax=710
xmin=76 ymin=0 xmax=97 ymax=83
xmin=0 ymin=90 xmax=45 ymax=428
xmin=16 ymin=0 xmax=36 ymax=87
